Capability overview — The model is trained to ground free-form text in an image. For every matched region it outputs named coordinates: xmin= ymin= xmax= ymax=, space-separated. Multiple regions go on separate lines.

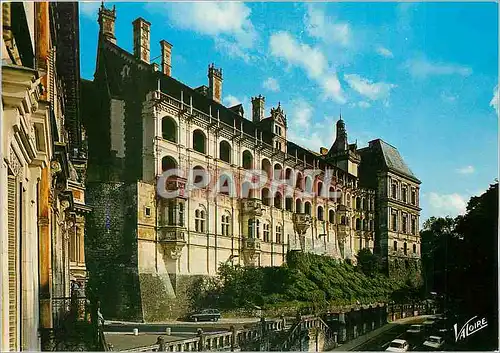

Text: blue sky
xmin=79 ymin=2 xmax=498 ymax=224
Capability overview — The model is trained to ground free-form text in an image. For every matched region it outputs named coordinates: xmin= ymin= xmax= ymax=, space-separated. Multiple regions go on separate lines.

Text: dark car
xmin=189 ymin=309 xmax=221 ymax=322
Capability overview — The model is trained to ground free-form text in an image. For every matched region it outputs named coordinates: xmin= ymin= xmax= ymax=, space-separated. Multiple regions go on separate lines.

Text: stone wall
xmin=85 ymin=181 xmax=143 ymax=321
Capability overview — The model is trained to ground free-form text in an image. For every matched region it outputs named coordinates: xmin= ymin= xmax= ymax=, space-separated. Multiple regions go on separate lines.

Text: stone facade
xmin=1 ymin=2 xmax=89 ymax=351
xmin=82 ymin=5 xmax=421 ymax=322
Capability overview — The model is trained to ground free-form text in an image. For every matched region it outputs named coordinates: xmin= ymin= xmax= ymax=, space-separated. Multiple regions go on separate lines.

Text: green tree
xmin=355 ymin=248 xmax=381 ymax=276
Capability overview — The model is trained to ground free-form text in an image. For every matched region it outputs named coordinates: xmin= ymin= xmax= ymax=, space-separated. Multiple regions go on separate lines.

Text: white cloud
xmin=404 ymin=57 xmax=472 ymax=79
xmin=357 ymin=101 xmax=371 ymax=109
xmin=289 ymin=99 xmax=313 ymax=128
xmin=269 ymin=31 xmax=327 ymax=79
xmin=304 ymin=5 xmax=350 ymax=46
xmin=214 ymin=38 xmax=252 ymax=63
xmin=263 ymin=77 xmax=280 ymax=92
xmin=320 ymin=74 xmax=346 ymax=104
xmin=223 ymin=95 xmax=251 ymax=119
xmin=344 ymin=74 xmax=397 ymax=101
xmin=376 ymin=47 xmax=394 ymax=58
xmin=490 ymin=84 xmax=498 ymax=114
xmin=426 ymin=192 xmax=467 ymax=218
xmin=269 ymin=32 xmax=346 ymax=104
xmin=456 ymin=165 xmax=475 ymax=175
xmin=80 ymin=2 xmax=101 ymax=19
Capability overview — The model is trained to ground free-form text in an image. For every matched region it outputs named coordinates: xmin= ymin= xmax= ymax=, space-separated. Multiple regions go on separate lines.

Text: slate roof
xmin=378 ymin=140 xmax=418 ymax=180
xmin=359 ymin=139 xmax=420 ymax=184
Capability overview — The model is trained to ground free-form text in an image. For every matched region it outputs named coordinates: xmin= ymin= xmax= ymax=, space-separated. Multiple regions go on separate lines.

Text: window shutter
xmin=8 ymin=175 xmax=18 ymax=350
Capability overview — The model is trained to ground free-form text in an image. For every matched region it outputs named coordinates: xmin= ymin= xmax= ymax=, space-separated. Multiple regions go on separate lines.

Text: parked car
xmin=189 ymin=309 xmax=221 ymax=322
xmin=422 ymin=320 xmax=435 ymax=332
xmin=423 ymin=336 xmax=445 ymax=350
xmin=406 ymin=324 xmax=424 ymax=334
xmin=386 ymin=339 xmax=410 ymax=352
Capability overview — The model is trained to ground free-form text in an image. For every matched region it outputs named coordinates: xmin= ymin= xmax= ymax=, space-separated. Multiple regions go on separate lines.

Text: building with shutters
xmin=1 ymin=2 xmax=89 ymax=350
xmin=82 ymin=4 xmax=421 ymax=322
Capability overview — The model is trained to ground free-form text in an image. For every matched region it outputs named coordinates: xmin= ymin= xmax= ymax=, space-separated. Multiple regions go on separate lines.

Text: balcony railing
xmin=52 ymin=296 xmax=90 ymax=327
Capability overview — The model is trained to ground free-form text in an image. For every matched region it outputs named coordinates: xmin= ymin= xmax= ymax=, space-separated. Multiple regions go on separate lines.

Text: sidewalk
xmin=332 ymin=315 xmax=433 ymax=351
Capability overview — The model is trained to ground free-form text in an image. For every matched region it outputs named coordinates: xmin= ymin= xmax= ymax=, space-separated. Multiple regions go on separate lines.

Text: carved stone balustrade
xmin=242 ymin=237 xmax=261 ymax=266
xmin=158 ymin=226 xmax=186 ymax=260
xmin=240 ymin=198 xmax=263 ymax=217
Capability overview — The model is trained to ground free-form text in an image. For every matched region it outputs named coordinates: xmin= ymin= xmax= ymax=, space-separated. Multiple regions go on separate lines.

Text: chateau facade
xmin=83 ymin=5 xmax=421 ymax=322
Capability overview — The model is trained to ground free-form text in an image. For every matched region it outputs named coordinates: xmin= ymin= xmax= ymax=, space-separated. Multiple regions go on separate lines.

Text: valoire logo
xmin=454 ymin=316 xmax=488 ymax=342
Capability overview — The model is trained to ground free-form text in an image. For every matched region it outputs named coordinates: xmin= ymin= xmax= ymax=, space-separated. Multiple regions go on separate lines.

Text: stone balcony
xmin=158 ymin=226 xmax=186 ymax=260
xmin=242 ymin=237 xmax=261 ymax=266
xmin=162 ymin=175 xmax=188 ymax=199
xmin=240 ymin=198 xmax=263 ymax=217
xmin=293 ymin=213 xmax=312 ymax=235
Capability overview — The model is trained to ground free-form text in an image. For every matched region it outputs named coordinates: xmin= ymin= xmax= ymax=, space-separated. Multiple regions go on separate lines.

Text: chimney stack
xmin=133 ymin=17 xmax=151 ymax=63
xmin=98 ymin=3 xmax=117 ymax=44
xmin=160 ymin=40 xmax=172 ymax=76
xmin=208 ymin=63 xmax=223 ymax=103
xmin=251 ymin=95 xmax=265 ymax=123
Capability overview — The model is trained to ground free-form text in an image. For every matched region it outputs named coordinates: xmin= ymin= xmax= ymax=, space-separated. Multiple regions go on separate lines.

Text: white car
xmin=423 ymin=336 xmax=444 ymax=349
xmin=406 ymin=324 xmax=424 ymax=334
xmin=386 ymin=339 xmax=410 ymax=352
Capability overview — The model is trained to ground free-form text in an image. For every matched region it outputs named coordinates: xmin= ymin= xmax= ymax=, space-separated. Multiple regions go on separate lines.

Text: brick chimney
xmin=98 ymin=3 xmax=117 ymax=44
xmin=251 ymin=95 xmax=265 ymax=123
xmin=208 ymin=63 xmax=223 ymax=103
xmin=160 ymin=40 xmax=172 ymax=76
xmin=133 ymin=17 xmax=151 ymax=63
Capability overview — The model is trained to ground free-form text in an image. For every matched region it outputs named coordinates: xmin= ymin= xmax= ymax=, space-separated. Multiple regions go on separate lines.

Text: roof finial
xmin=339 ymin=108 xmax=342 ymax=121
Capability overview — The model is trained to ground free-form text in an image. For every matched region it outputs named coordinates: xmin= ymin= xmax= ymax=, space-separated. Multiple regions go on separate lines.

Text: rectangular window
xmin=393 ymin=241 xmax=397 ymax=251
xmin=391 ymin=184 xmax=397 ymax=199
xmin=402 ymin=215 xmax=407 ymax=233
xmin=221 ymin=215 xmax=230 ymax=236
xmin=145 ymin=207 xmax=151 ymax=217
xmin=275 ymin=226 xmax=282 ymax=243
xmin=392 ymin=213 xmax=397 ymax=231
xmin=411 ymin=218 xmax=416 ymax=235
xmin=263 ymin=224 xmax=270 ymax=242
xmin=402 ymin=187 xmax=407 ymax=203
xmin=411 ymin=190 xmax=416 ymax=205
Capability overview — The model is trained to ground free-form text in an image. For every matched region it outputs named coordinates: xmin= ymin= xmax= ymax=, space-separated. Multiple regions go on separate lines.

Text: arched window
xmin=305 ymin=176 xmax=313 ymax=193
xmin=218 ymin=173 xmax=232 ymax=196
xmin=262 ymin=188 xmax=270 ymax=206
xmin=393 ymin=241 xmax=398 ymax=251
xmin=274 ymin=164 xmax=282 ymax=180
xmin=346 ymin=193 xmax=351 ymax=207
xmin=295 ymin=199 xmax=302 ymax=213
xmin=317 ymin=206 xmax=324 ymax=221
xmin=285 ymin=168 xmax=293 ymax=186
xmin=195 ymin=209 xmax=206 ymax=232
xmin=285 ymin=197 xmax=293 ymax=211
xmin=242 ymin=150 xmax=253 ymax=169
xmin=403 ymin=242 xmax=408 ymax=255
xmin=262 ymin=158 xmax=272 ymax=179
xmin=413 ymin=244 xmax=417 ymax=254
xmin=329 ymin=187 xmax=335 ymax=201
xmin=356 ymin=197 xmax=361 ymax=210
xmin=369 ymin=220 xmax=373 ymax=231
xmin=193 ymin=129 xmax=206 ymax=153
xmin=219 ymin=141 xmax=231 ymax=163
xmin=221 ymin=214 xmax=230 ymax=236
xmin=355 ymin=218 xmax=361 ymax=230
xmin=161 ymin=156 xmax=177 ymax=172
xmin=362 ymin=198 xmax=367 ymax=210
xmin=274 ymin=192 xmax=283 ymax=209
xmin=340 ymin=216 xmax=346 ymax=225
xmin=329 ymin=210 xmax=335 ymax=223
xmin=192 ymin=165 xmax=208 ymax=186
xmin=304 ymin=202 xmax=311 ymax=215
xmin=162 ymin=117 xmax=177 ymax=142
xmin=317 ymin=181 xmax=323 ymax=197
xmin=296 ymin=173 xmax=304 ymax=190
xmin=241 ymin=181 xmax=253 ymax=199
